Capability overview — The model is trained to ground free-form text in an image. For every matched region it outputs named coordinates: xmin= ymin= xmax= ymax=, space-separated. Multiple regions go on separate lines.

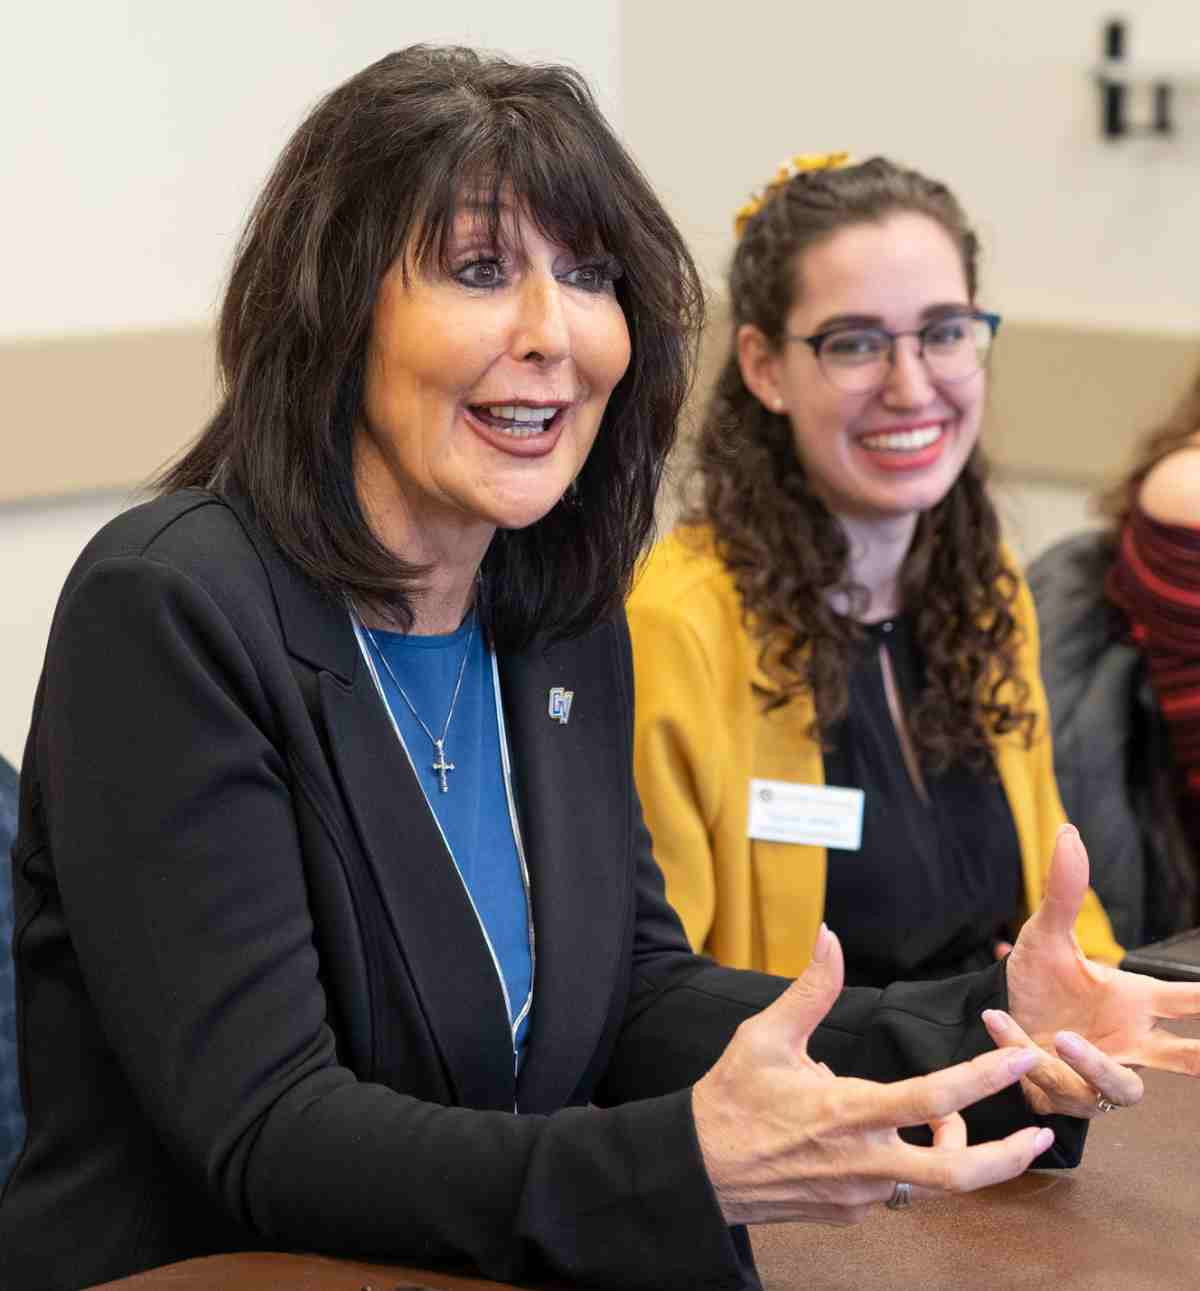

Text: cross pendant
xmin=431 ymin=739 xmax=455 ymax=793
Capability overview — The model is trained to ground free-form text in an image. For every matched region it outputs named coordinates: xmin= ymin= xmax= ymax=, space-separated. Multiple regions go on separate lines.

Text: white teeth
xmin=474 ymin=404 xmax=561 ymax=437
xmin=491 ymin=405 xmax=558 ymax=424
xmin=494 ymin=422 xmax=544 ymax=438
xmin=859 ymin=427 xmax=943 ymax=452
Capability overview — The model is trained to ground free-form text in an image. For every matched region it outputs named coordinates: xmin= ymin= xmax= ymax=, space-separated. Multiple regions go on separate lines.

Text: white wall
xmin=3 ymin=1 xmax=622 ymax=341
xmin=992 ymin=476 xmax=1101 ymax=565
xmin=1 ymin=2 xmax=623 ymax=767
xmin=621 ymin=0 xmax=1200 ymax=334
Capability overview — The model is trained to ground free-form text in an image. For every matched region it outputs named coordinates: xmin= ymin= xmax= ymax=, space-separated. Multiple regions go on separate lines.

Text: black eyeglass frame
xmin=787 ymin=309 xmax=1002 ymax=389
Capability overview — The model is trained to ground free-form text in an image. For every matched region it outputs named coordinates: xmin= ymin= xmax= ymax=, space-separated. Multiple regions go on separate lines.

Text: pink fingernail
xmin=1055 ymin=1031 xmax=1084 ymax=1057
xmin=1034 ymin=1128 xmax=1054 ymax=1153
xmin=982 ymin=1009 xmax=1009 ymax=1031
xmin=812 ymin=923 xmax=832 ymax=963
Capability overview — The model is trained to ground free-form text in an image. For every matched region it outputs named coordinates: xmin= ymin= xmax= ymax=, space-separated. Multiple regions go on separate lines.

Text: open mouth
xmin=469 ymin=404 xmax=564 ymax=438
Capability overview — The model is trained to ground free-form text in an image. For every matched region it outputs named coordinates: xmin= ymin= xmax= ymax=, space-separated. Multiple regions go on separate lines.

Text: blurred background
xmin=3 ymin=0 xmax=1198 ymax=765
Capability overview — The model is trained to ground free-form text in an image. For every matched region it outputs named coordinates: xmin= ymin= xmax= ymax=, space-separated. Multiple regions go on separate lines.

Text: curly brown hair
xmin=687 ymin=156 xmax=1034 ymax=772
xmin=1100 ymin=360 xmax=1200 ymax=528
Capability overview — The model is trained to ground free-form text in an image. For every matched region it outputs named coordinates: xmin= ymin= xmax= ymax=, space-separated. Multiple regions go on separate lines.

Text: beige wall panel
xmin=985 ymin=322 xmax=1199 ymax=485
xmin=3 ymin=327 xmax=216 ymax=503
xmin=4 ymin=314 xmax=1197 ymax=505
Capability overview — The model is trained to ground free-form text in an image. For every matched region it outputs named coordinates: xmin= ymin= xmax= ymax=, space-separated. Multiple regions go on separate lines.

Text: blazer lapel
xmin=223 ymin=492 xmax=516 ymax=1111
xmin=319 ymin=663 xmax=517 ymax=1111
xmin=502 ymin=623 xmax=628 ymax=1113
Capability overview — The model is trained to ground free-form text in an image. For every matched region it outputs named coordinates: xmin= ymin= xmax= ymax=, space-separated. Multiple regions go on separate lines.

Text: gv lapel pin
xmin=548 ymin=686 xmax=574 ymax=725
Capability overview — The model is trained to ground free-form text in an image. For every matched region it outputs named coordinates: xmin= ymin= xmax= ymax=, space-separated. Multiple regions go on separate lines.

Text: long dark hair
xmin=688 ymin=157 xmax=1033 ymax=771
xmin=160 ymin=46 xmax=703 ymax=646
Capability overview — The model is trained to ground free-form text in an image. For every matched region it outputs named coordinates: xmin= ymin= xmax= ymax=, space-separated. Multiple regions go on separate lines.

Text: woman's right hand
xmin=691 ymin=924 xmax=1053 ymax=1226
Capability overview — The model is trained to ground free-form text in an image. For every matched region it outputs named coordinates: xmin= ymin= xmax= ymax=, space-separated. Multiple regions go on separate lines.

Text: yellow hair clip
xmin=733 ymin=151 xmax=853 ymax=237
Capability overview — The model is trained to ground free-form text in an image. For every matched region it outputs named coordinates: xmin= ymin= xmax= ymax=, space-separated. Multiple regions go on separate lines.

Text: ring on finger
xmin=1096 ymin=1095 xmax=1119 ymax=1114
xmin=885 ymin=1181 xmax=913 ymax=1211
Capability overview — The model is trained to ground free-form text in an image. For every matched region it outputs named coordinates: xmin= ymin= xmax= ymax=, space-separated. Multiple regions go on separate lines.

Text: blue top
xmin=360 ymin=618 xmax=533 ymax=1069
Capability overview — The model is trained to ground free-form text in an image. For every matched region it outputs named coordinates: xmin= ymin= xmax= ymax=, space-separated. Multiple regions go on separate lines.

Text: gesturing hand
xmin=691 ymin=924 xmax=1053 ymax=1227
xmin=986 ymin=824 xmax=1200 ymax=1119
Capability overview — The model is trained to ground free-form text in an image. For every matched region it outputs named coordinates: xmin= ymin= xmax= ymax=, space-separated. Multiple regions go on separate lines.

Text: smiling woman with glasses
xmin=629 ymin=154 xmax=1122 ymax=989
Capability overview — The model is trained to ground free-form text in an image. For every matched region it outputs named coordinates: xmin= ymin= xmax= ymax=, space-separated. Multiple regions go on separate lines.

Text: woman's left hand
xmin=987 ymin=824 xmax=1200 ymax=1119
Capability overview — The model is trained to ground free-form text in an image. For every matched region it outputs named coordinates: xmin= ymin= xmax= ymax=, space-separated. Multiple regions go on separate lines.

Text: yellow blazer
xmin=628 ymin=525 xmax=1123 ymax=977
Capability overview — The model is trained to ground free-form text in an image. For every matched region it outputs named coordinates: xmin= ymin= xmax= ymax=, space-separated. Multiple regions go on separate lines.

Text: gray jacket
xmin=1029 ymin=531 xmax=1192 ymax=949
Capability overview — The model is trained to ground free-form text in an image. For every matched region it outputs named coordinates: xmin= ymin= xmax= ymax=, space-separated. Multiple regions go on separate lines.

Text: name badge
xmin=746 ymin=778 xmax=864 ymax=850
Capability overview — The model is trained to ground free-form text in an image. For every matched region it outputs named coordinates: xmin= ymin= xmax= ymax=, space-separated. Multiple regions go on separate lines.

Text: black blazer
xmin=0 ymin=492 xmax=1076 ymax=1291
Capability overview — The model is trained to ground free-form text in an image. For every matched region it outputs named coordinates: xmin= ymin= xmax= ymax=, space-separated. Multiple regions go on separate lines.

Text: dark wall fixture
xmin=1097 ymin=18 xmax=1176 ymax=140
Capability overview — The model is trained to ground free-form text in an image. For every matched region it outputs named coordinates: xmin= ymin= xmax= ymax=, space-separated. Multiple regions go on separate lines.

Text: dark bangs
xmin=160 ymin=46 xmax=702 ymax=646
xmin=409 ymin=108 xmax=628 ymax=276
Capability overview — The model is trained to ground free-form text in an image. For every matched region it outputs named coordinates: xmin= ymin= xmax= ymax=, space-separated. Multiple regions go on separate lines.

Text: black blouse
xmin=821 ymin=614 xmax=1023 ymax=989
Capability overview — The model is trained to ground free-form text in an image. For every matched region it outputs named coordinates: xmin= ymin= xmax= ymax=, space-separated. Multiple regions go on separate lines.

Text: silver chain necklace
xmin=362 ymin=614 xmax=476 ymax=793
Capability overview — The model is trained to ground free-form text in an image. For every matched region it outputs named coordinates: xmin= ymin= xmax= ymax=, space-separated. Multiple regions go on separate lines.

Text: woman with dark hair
xmin=629 ymin=154 xmax=1122 ymax=985
xmin=1031 ymin=363 xmax=1200 ymax=947
xmin=4 ymin=58 xmax=1198 ymax=1291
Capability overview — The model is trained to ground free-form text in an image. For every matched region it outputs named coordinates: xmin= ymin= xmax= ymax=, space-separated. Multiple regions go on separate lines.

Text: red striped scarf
xmin=1107 ymin=505 xmax=1200 ymax=802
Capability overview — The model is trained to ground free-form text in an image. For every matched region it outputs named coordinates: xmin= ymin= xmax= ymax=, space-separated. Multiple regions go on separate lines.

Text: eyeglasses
xmin=788 ymin=310 xmax=1001 ymax=395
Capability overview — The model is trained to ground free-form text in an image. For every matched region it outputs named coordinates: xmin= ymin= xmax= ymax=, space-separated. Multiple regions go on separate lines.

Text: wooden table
xmin=753 ymin=1021 xmax=1200 ymax=1290
xmin=91 ymin=1024 xmax=1199 ymax=1291
xmin=89 ymin=1251 xmax=560 ymax=1290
